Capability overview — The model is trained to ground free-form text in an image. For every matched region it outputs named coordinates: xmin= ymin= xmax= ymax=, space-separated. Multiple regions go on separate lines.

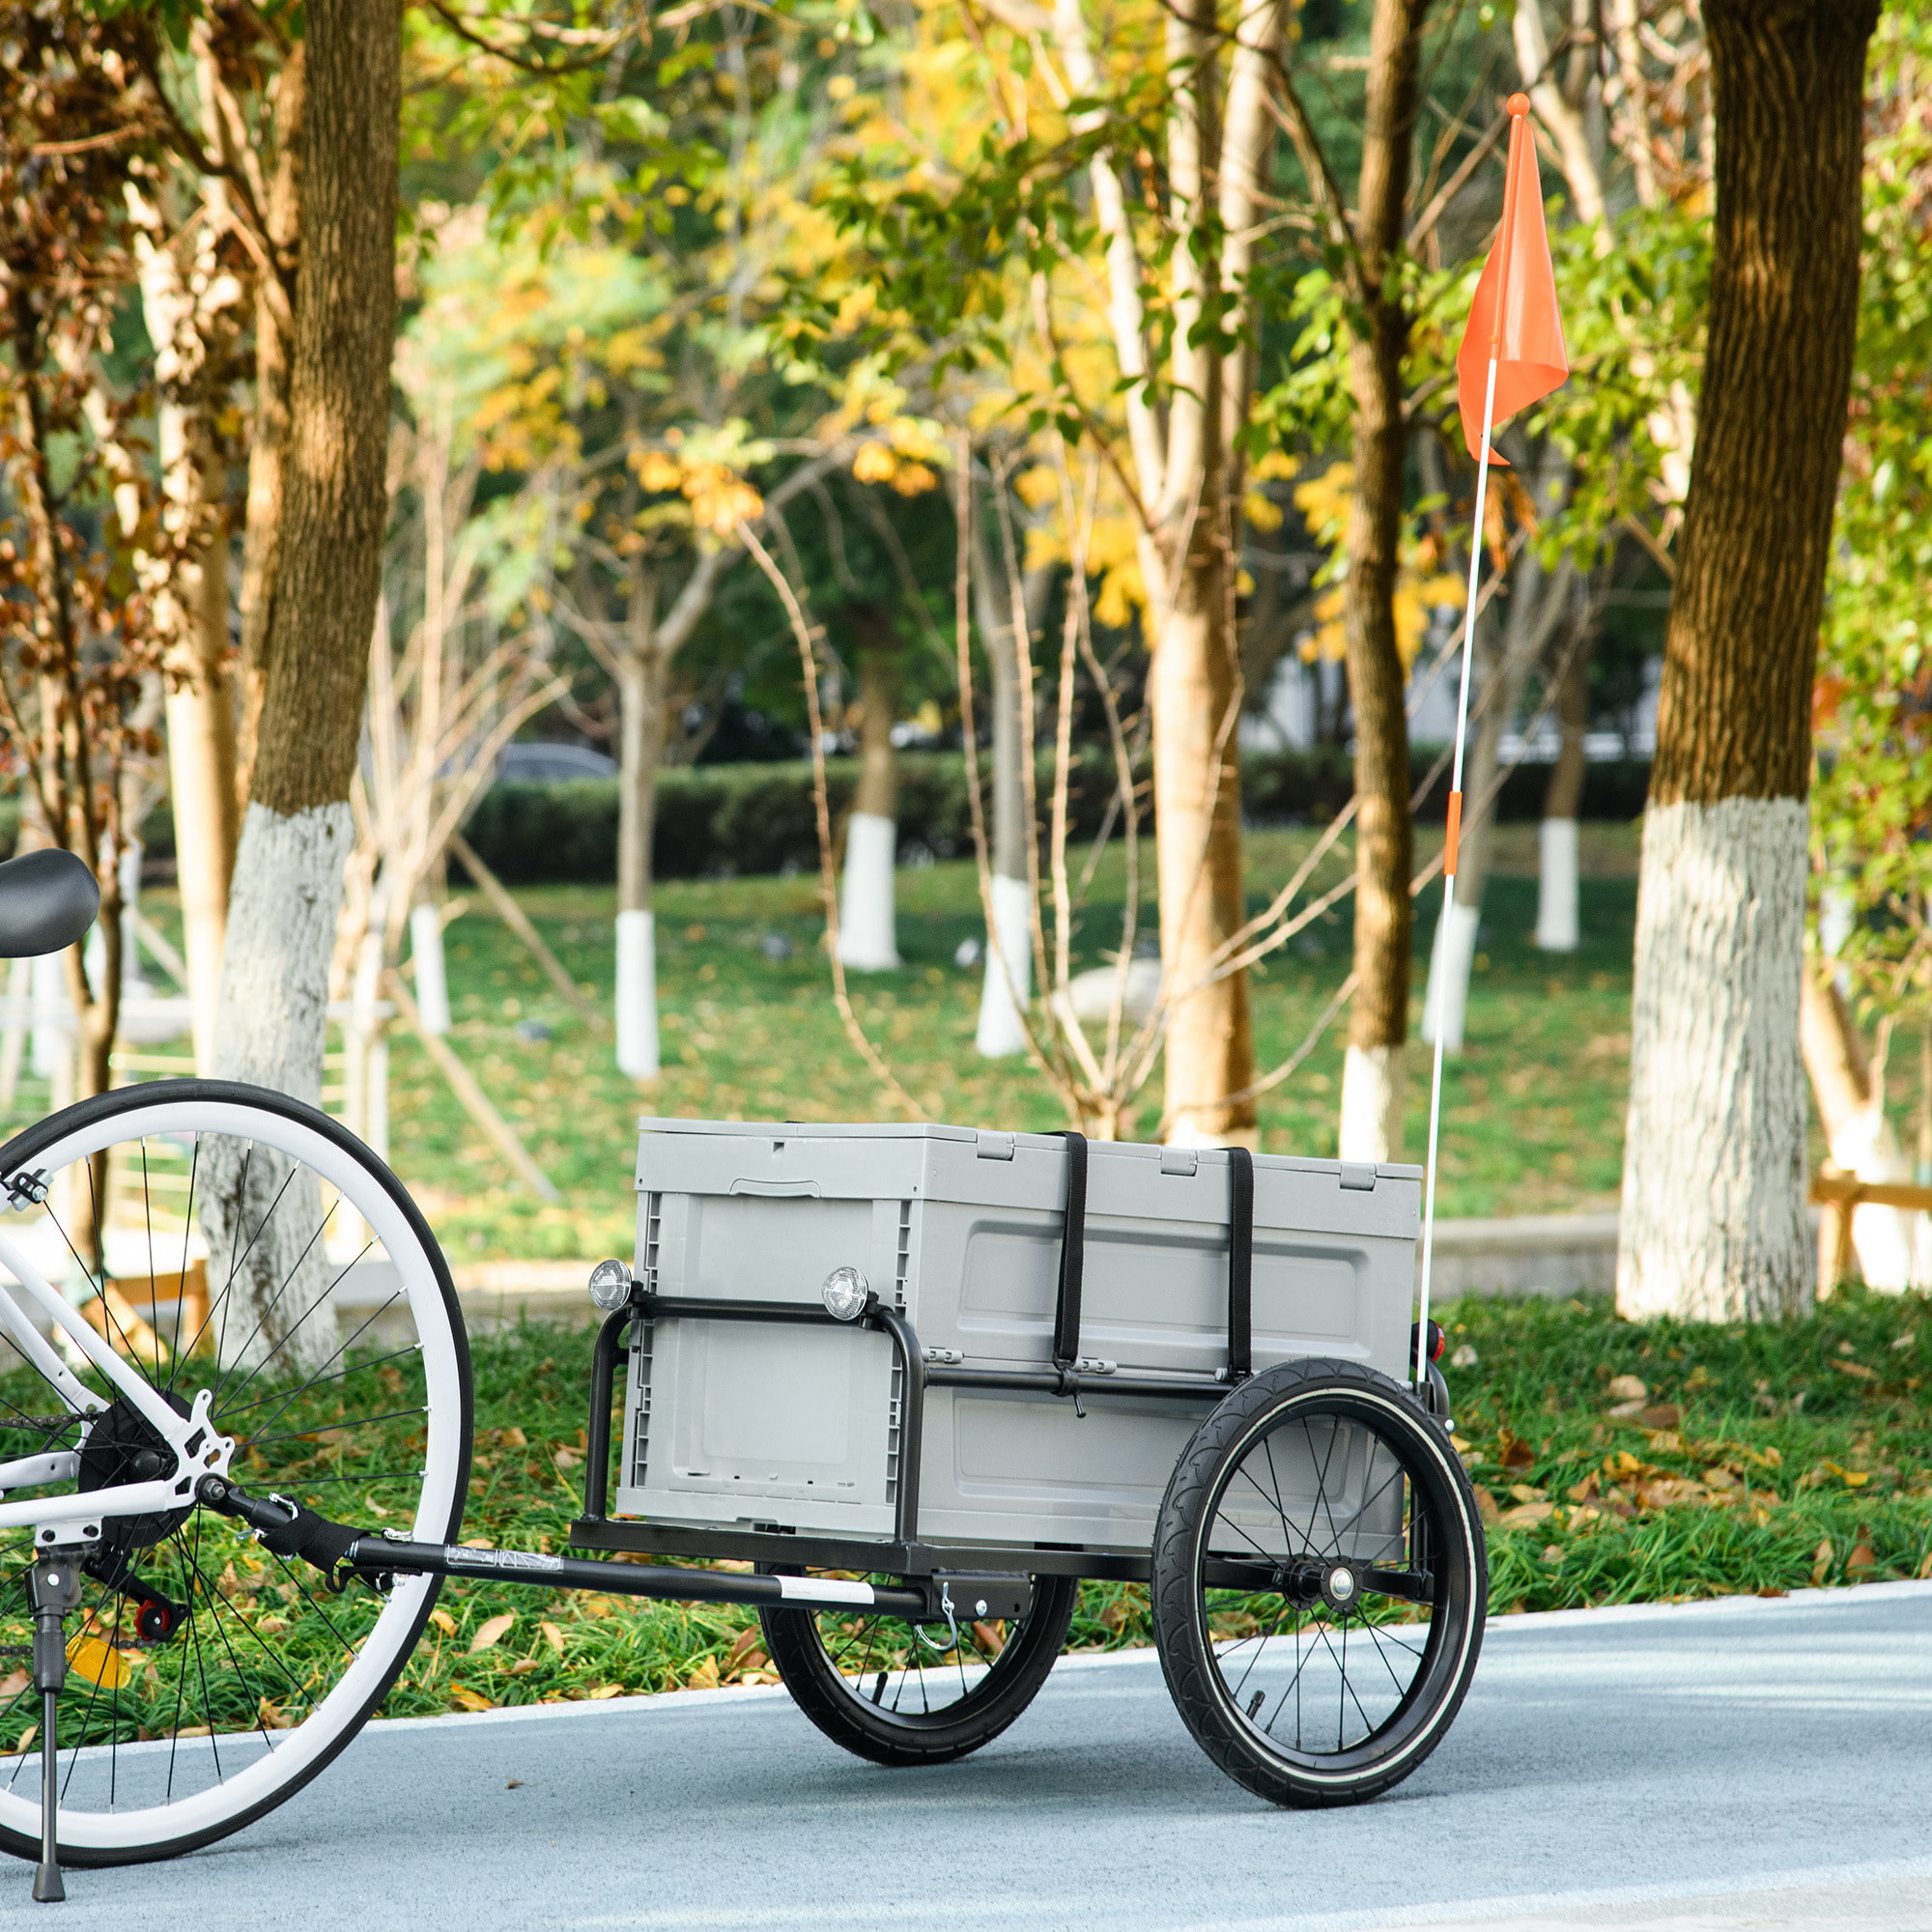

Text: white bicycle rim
xmin=0 ymin=1090 xmax=467 ymax=1859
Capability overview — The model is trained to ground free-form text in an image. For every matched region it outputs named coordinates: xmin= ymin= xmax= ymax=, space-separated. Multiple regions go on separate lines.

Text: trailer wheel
xmin=1151 ymin=1357 xmax=1486 ymax=1807
xmin=760 ymin=1571 xmax=1076 ymax=1767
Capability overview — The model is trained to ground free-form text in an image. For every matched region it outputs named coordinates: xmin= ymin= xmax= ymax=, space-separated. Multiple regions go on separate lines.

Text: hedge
xmin=6 ymin=748 xmax=1650 ymax=885
xmin=453 ymin=748 xmax=1653 ymax=887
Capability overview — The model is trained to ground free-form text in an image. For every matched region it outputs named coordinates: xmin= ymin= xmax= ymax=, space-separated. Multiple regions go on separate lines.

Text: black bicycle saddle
xmin=0 ymin=848 xmax=99 ymax=958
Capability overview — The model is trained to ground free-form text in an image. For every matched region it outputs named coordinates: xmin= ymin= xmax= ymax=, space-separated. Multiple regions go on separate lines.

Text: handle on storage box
xmin=1227 ymin=1146 xmax=1254 ymax=1380
xmin=728 ymin=1178 xmax=824 ymax=1198
xmin=1052 ymin=1131 xmax=1087 ymax=1368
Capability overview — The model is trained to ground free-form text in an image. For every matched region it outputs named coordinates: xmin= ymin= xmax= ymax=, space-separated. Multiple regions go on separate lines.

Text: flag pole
xmin=1415 ymin=95 xmax=1533 ymax=1392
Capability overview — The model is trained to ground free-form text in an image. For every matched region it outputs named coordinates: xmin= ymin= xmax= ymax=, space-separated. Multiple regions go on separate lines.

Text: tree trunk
xmin=970 ymin=516 xmax=1035 ymax=1057
xmin=1535 ymin=616 xmax=1592 ymax=952
xmin=614 ymin=630 xmax=665 ymax=1080
xmin=1799 ymin=962 xmax=1918 ymax=1290
xmin=1617 ymin=0 xmax=1878 ymax=1323
xmin=1149 ymin=0 xmax=1257 ymax=1152
xmin=1338 ymin=0 xmax=1431 ymax=1162
xmin=838 ymin=608 xmax=902 ymax=972
xmin=236 ymin=40 xmax=303 ymax=800
xmin=211 ymin=0 xmax=399 ymax=1374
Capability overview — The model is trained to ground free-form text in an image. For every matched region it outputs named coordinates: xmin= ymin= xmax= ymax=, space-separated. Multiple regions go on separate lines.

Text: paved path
xmin=13 ymin=1581 xmax=1932 ymax=1930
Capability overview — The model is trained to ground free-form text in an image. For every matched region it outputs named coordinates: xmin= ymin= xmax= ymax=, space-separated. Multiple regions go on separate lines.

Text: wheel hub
xmin=75 ymin=1390 xmax=194 ymax=1548
xmin=1276 ymin=1556 xmax=1366 ymax=1615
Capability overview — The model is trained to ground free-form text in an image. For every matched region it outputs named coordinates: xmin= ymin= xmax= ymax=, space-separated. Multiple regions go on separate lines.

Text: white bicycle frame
xmin=0 ymin=1219 xmax=234 ymax=1548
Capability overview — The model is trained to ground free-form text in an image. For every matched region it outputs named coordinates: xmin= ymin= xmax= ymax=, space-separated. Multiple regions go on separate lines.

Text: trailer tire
xmin=1151 ymin=1356 xmax=1486 ymax=1807
xmin=761 ymin=1571 xmax=1077 ymax=1767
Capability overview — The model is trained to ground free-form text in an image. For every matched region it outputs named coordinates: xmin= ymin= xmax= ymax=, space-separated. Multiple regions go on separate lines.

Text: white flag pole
xmin=1414 ymin=357 xmax=1497 ymax=1388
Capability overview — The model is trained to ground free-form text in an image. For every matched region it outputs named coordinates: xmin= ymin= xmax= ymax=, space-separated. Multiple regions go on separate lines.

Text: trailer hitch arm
xmin=197 ymin=1476 xmax=363 ymax=1589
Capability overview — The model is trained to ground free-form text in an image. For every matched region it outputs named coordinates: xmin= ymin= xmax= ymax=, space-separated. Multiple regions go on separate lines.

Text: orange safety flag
xmin=1456 ymin=94 xmax=1569 ymax=465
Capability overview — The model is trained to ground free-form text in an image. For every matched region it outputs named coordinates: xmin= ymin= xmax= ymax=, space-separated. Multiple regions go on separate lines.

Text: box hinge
xmin=1158 ymin=1148 xmax=1198 ymax=1176
xmin=1338 ymin=1161 xmax=1378 ymax=1192
xmin=975 ymin=1131 xmax=1015 ymax=1161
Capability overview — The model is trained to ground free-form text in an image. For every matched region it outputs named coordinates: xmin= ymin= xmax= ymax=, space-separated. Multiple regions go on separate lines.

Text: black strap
xmin=1227 ymin=1146 xmax=1254 ymax=1380
xmin=1053 ymin=1130 xmax=1088 ymax=1367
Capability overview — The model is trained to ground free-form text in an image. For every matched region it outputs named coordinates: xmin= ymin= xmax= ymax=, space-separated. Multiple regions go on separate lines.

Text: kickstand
xmin=28 ymin=1552 xmax=82 ymax=1904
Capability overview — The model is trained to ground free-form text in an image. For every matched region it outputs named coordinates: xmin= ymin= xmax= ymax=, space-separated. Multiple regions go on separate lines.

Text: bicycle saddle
xmin=0 ymin=847 xmax=99 ymax=958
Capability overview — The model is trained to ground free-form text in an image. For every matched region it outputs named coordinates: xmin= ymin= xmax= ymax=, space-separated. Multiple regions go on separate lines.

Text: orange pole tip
xmin=1506 ymin=92 xmax=1531 ymax=117
xmin=1444 ymin=791 xmax=1463 ymax=877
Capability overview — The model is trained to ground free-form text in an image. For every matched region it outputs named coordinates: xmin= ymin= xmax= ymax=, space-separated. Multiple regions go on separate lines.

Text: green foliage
xmin=1446 ymin=1288 xmax=1932 ymax=1615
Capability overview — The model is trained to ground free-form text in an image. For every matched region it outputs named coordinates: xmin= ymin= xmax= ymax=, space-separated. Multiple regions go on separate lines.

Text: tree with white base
xmin=1534 ymin=631 xmax=1590 ymax=952
xmin=837 ymin=609 xmax=903 ymax=973
xmin=1616 ymin=0 xmax=1879 ymax=1324
xmin=211 ymin=0 xmax=400 ymax=1374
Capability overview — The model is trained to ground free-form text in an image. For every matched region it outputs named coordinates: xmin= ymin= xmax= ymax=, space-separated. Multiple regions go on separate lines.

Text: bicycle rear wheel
xmin=0 ymin=1080 xmax=470 ymax=1865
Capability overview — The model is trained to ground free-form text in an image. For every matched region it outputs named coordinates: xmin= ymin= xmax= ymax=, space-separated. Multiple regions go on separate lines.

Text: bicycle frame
xmin=0 ymin=1220 xmax=234 ymax=1547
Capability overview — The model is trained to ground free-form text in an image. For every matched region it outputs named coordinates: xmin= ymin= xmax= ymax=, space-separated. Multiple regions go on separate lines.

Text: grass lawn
xmin=351 ymin=1284 xmax=1932 ymax=1718
xmin=366 ymin=821 xmax=1649 ymax=1258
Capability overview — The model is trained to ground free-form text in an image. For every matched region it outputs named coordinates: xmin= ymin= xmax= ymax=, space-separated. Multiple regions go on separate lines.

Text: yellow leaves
xmin=539 ymin=1620 xmax=567 ymax=1656
xmin=449 ymin=1685 xmax=495 ymax=1713
xmin=1292 ymin=460 xmax=1462 ymax=668
xmin=1830 ymin=1358 xmax=1876 ymax=1381
xmin=1606 ymin=1375 xmax=1648 ymax=1403
xmin=853 ymin=441 xmax=896 ymax=483
xmin=636 ymin=451 xmax=683 ymax=494
xmin=430 ymin=1608 xmax=458 ymax=1637
xmin=848 ymin=417 xmax=944 ymax=497
xmin=586 ymin=1684 xmax=625 ymax=1700
xmin=1242 ymin=489 xmax=1283 ymax=534
xmin=470 ymin=1613 xmax=517 ymax=1653
xmin=684 ymin=1655 xmax=721 ymax=1691
xmin=258 ymin=1696 xmax=293 ymax=1731
xmin=1498 ymin=1500 xmax=1555 ymax=1529
xmin=1810 ymin=1538 xmax=1834 ymax=1588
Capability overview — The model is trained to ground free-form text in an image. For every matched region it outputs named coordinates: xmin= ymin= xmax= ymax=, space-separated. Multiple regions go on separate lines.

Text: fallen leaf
xmin=1472 ymin=1485 xmax=1500 ymax=1525
xmin=1507 ymin=1484 xmax=1547 ymax=1504
xmin=1756 ymin=1586 xmax=1788 ymax=1599
xmin=1449 ymin=1435 xmax=1473 ymax=1454
xmin=460 ymin=1537 xmax=495 ymax=1550
xmin=1607 ymin=1374 xmax=1647 ymax=1403
xmin=1889 ymin=1331 xmax=1916 ymax=1352
xmin=539 ymin=1620 xmax=566 ymax=1655
xmin=1497 ymin=1432 xmax=1535 ymax=1469
xmin=1498 ymin=1501 xmax=1555 ymax=1529
xmin=1449 ymin=1344 xmax=1478 ymax=1369
xmin=554 ymin=1447 xmax=582 ymax=1470
xmin=506 ymin=1778 xmax=525 ymax=1789
xmin=1822 ymin=1461 xmax=1871 ymax=1489
xmin=257 ymin=1697 xmax=292 ymax=1731
xmin=1539 ymin=1544 xmax=1565 ymax=1564
xmin=1917 ymin=1549 xmax=1932 ymax=1579
xmin=1647 ymin=1430 xmax=1685 ymax=1454
xmin=10 ymin=1723 xmax=35 ymax=1755
xmin=498 ymin=1427 xmax=528 ymax=1449
xmin=509 ymin=1659 xmax=542 ymax=1675
xmin=430 ymin=1608 xmax=457 ymax=1637
xmin=1607 ymin=1399 xmax=1646 ymax=1419
xmin=1703 ymin=1466 xmax=1741 ymax=1490
xmin=1637 ymin=1404 xmax=1681 ymax=1431
xmin=1831 ymin=1359 xmax=1875 ymax=1381
xmin=684 ymin=1656 xmax=721 ymax=1691
xmin=586 ymin=1684 xmax=625 ymax=1700
xmin=724 ymin=1629 xmax=764 ymax=1674
xmin=1566 ymin=1473 xmax=1600 ymax=1503
xmin=470 ymin=1612 xmax=516 ymax=1653
xmin=1848 ymin=1527 xmax=1876 ymax=1580
xmin=1810 ymin=1538 xmax=1833 ymax=1588
xmin=449 ymin=1685 xmax=494 ymax=1713
xmin=0 ymin=1670 xmax=25 ymax=1699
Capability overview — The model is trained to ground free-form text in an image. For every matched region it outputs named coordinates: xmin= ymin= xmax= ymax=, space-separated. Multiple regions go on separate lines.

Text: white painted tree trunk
xmin=1617 ymin=799 xmax=1812 ymax=1322
xmin=1339 ymin=1042 xmax=1406 ymax=1162
xmin=975 ymin=872 xmax=1033 ymax=1058
xmin=208 ymin=801 xmax=356 ymax=1374
xmin=30 ymin=951 xmax=65 ymax=1082
xmin=838 ymin=812 xmax=900 ymax=971
xmin=408 ymin=898 xmax=450 ymax=1036
xmin=615 ymin=908 xmax=660 ymax=1080
xmin=1535 ymin=818 xmax=1580 ymax=952
xmin=1420 ymin=899 xmax=1481 ymax=1053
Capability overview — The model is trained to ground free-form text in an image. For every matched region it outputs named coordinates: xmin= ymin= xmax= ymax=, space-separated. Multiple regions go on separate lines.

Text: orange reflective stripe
xmin=1444 ymin=791 xmax=1463 ymax=878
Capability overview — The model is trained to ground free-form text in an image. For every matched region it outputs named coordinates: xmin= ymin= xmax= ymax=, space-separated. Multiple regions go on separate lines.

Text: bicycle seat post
xmin=28 ymin=1551 xmax=82 ymax=1903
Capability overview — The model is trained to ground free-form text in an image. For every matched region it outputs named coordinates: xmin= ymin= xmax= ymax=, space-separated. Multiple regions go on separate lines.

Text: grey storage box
xmin=614 ymin=1120 xmax=1421 ymax=1558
